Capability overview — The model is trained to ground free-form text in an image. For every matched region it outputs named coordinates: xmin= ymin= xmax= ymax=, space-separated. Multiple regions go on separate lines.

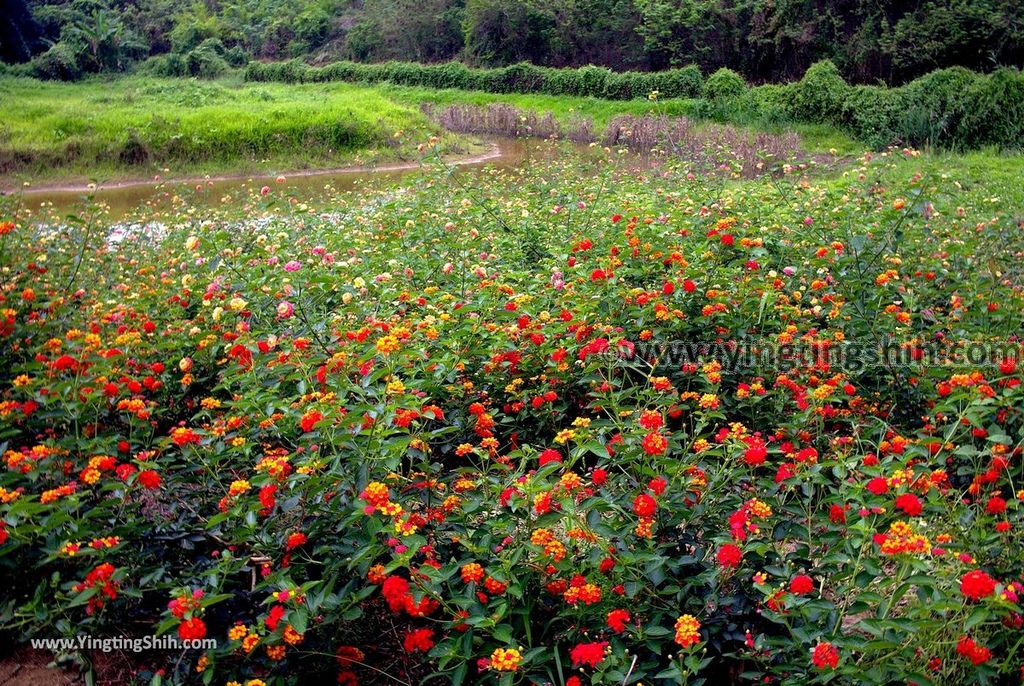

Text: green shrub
xmin=736 ymin=83 xmax=797 ymax=124
xmin=344 ymin=20 xmax=381 ymax=61
xmin=955 ymin=68 xmax=1024 ymax=150
xmin=244 ymin=61 xmax=266 ymax=81
xmin=473 ymin=66 xmax=507 ymax=93
xmin=184 ymin=42 xmax=230 ymax=78
xmin=483 ymin=62 xmax=539 ymax=93
xmin=224 ymin=46 xmax=248 ymax=68
xmin=138 ymin=54 xmax=186 ymax=77
xmin=703 ymin=67 xmax=746 ymax=100
xmin=315 ymin=61 xmax=362 ymax=84
xmin=351 ymin=62 xmax=380 ymax=84
xmin=896 ymin=67 xmax=975 ymax=148
xmin=656 ymin=64 xmax=702 ymax=98
xmin=842 ymin=85 xmax=907 ymax=148
xmin=602 ymin=71 xmax=652 ymax=100
xmin=2 ymin=62 xmax=33 ymax=78
xmin=30 ymin=42 xmax=83 ymax=81
xmin=539 ymin=67 xmax=577 ymax=96
xmin=475 ymin=65 xmax=511 ymax=93
xmin=268 ymin=59 xmax=309 ymax=83
xmin=236 ymin=57 xmax=1019 ymax=151
xmin=410 ymin=63 xmax=442 ymax=89
xmin=792 ymin=59 xmax=849 ymax=122
xmin=572 ymin=65 xmax=612 ymax=97
xmin=902 ymin=66 xmax=975 ymax=115
xmin=378 ymin=61 xmax=418 ymax=87
xmin=140 ymin=40 xmax=242 ymax=80
xmin=196 ymin=38 xmax=227 ymax=56
xmin=434 ymin=61 xmax=476 ymax=90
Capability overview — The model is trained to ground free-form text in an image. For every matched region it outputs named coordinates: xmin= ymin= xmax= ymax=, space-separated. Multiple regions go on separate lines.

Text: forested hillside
xmin=2 ymin=0 xmax=1023 ymax=83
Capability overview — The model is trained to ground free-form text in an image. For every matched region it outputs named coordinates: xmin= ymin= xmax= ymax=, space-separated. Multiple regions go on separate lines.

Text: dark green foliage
xmin=11 ymin=0 xmax=1024 ymax=87
xmin=602 ymin=71 xmax=655 ymax=100
xmin=224 ymin=45 xmax=248 ymax=68
xmin=896 ymin=67 xmax=975 ymax=148
xmin=841 ymin=85 xmax=909 ymax=149
xmin=955 ymin=67 xmax=1024 ymax=149
xmin=886 ymin=0 xmax=1024 ymax=80
xmin=138 ymin=37 xmax=232 ymax=78
xmin=792 ymin=60 xmax=849 ymax=123
xmin=702 ymin=67 xmax=745 ymax=100
xmin=10 ymin=0 xmax=1024 ymax=151
xmin=344 ymin=21 xmax=381 ymax=62
xmin=246 ymin=58 xmax=703 ymax=101
xmin=138 ymin=52 xmax=185 ymax=77
xmin=29 ymin=41 xmax=83 ymax=80
xmin=185 ymin=39 xmax=230 ymax=78
xmin=560 ymin=65 xmax=612 ymax=97
xmin=835 ymin=66 xmax=1024 ymax=150
xmin=462 ymin=0 xmax=556 ymax=66
xmin=733 ymin=83 xmax=797 ymax=126
xmin=25 ymin=7 xmax=148 ymax=78
xmin=656 ymin=65 xmax=703 ymax=98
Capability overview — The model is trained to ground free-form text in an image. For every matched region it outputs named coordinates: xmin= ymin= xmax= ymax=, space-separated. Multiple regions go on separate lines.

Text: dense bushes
xmin=702 ymin=67 xmax=746 ymax=100
xmin=27 ymin=42 xmax=83 ymax=81
xmin=245 ymin=57 xmax=1024 ymax=149
xmin=840 ymin=86 xmax=908 ymax=149
xmin=957 ymin=67 xmax=1024 ymax=149
xmin=245 ymin=59 xmax=706 ymax=100
xmin=10 ymin=0 xmax=1024 ymax=85
xmin=701 ymin=61 xmax=1024 ymax=150
xmin=140 ymin=39 xmax=248 ymax=79
xmin=792 ymin=60 xmax=849 ymax=122
xmin=832 ymin=66 xmax=1024 ymax=150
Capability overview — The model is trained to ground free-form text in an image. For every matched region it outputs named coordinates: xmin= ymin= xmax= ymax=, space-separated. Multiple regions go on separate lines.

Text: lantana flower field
xmin=1 ymin=145 xmax=1023 ymax=685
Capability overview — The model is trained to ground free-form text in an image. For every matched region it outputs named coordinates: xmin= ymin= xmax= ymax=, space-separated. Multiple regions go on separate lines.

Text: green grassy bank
xmin=0 ymin=76 xmax=453 ymax=185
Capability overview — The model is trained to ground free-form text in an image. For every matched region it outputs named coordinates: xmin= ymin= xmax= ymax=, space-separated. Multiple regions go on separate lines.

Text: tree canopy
xmin=4 ymin=0 xmax=1023 ymax=83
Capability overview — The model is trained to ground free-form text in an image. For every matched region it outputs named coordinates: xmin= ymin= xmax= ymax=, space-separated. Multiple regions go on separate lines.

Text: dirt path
xmin=1 ymin=144 xmax=502 ymax=196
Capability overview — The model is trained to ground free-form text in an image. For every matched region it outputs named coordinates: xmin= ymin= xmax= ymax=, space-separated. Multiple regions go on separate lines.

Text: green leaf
xmin=964 ymin=606 xmax=990 ymax=630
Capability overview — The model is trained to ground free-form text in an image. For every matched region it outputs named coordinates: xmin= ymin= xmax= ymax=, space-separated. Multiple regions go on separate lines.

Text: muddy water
xmin=8 ymin=138 xmax=634 ymax=222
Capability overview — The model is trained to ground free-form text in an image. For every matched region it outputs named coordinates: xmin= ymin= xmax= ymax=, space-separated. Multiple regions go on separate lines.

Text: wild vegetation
xmin=3 ymin=0 xmax=1023 ymax=84
xmin=2 ymin=134 xmax=1024 ymax=685
xmin=1 ymin=74 xmax=861 ymax=184
xmin=425 ymin=103 xmax=809 ymax=178
xmin=2 ymin=58 xmax=1021 ymax=188
xmin=2 ymin=2 xmax=1024 ymax=684
xmin=246 ymin=59 xmax=1024 ymax=151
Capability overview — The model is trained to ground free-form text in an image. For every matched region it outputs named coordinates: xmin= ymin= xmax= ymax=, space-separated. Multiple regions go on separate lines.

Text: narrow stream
xmin=6 ymin=137 xmax=643 ymax=221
